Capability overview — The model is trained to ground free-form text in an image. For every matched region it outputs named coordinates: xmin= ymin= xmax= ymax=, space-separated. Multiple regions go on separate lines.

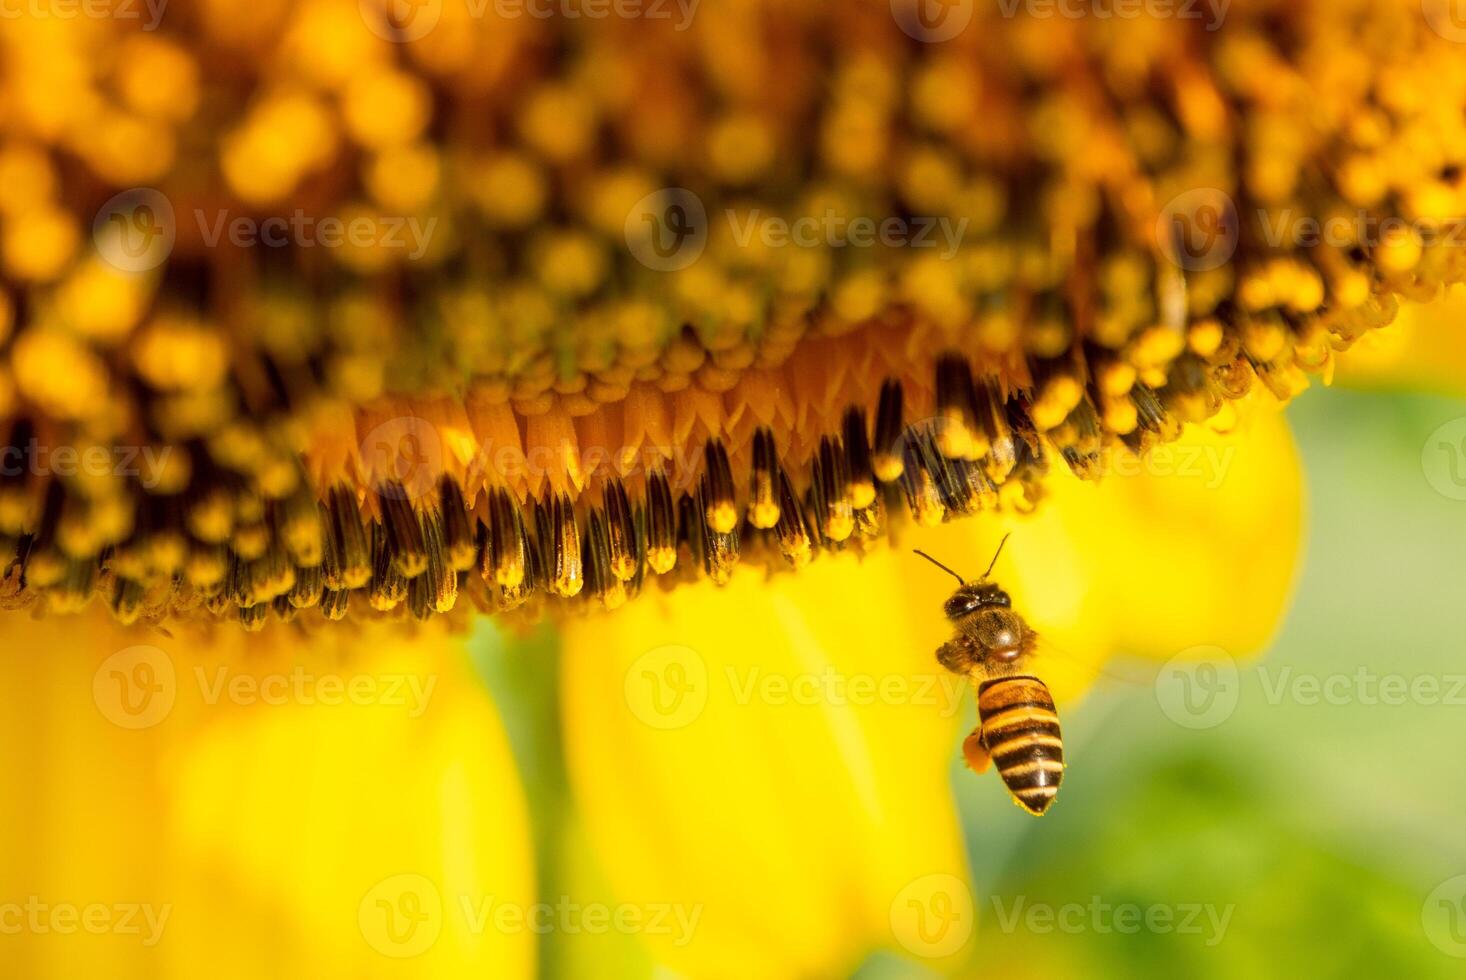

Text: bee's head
xmin=942 ymin=581 xmax=1011 ymax=620
xmin=944 ymin=581 xmax=1026 ymax=662
xmin=917 ymin=536 xmax=1028 ymax=666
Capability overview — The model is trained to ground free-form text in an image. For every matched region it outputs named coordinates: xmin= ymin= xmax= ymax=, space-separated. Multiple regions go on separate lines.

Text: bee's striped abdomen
xmin=978 ymin=675 xmax=1064 ymax=815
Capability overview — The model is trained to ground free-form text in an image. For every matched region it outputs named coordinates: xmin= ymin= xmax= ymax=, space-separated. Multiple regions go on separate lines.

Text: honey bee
xmin=916 ymin=535 xmax=1064 ymax=816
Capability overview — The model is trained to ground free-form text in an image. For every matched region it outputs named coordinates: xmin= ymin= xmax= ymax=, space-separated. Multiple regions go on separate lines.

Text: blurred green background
xmin=473 ymin=385 xmax=1466 ymax=979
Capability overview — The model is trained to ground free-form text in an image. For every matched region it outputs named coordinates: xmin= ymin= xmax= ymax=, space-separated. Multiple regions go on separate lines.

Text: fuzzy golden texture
xmin=0 ymin=0 xmax=1455 ymax=624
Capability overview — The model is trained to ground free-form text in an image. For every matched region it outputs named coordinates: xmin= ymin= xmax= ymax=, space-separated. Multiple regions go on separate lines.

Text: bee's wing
xmin=1033 ymin=634 xmax=1149 ymax=688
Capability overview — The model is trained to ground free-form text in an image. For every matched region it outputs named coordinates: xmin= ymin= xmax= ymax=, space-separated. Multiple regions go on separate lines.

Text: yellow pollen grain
xmin=1240 ymin=318 xmax=1287 ymax=362
xmin=343 ymin=70 xmax=431 ymax=149
xmin=1186 ymin=319 xmax=1224 ymax=358
xmin=117 ymin=36 xmax=200 ymax=122
xmin=365 ymin=143 xmax=440 ymax=213
xmin=1101 ymin=395 xmax=1139 ymax=435
xmin=13 ymin=330 xmax=107 ymax=420
xmin=133 ymin=317 xmax=231 ymax=390
xmin=1029 ymin=376 xmax=1083 ymax=431
xmin=1376 ymin=226 xmax=1424 ymax=273
xmin=3 ymin=205 xmax=78 ymax=282
xmin=0 ymin=143 xmax=57 ymax=215
xmin=1131 ymin=326 xmax=1186 ymax=369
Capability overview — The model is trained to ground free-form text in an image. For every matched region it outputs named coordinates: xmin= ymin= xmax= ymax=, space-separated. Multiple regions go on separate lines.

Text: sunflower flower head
xmin=0 ymin=0 xmax=1451 ymax=629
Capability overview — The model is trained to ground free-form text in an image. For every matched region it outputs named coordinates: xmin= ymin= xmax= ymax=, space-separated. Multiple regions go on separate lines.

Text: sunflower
xmin=0 ymin=0 xmax=1456 ymax=976
xmin=0 ymin=394 xmax=1299 ymax=976
xmin=0 ymin=0 xmax=1457 ymax=622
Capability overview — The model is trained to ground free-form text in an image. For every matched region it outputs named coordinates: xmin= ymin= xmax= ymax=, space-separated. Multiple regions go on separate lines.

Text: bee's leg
xmin=936 ymin=641 xmax=966 ymax=674
xmin=962 ymin=725 xmax=990 ymax=774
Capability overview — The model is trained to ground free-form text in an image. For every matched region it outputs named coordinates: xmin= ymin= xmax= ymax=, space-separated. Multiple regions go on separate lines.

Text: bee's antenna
xmin=913 ymin=550 xmax=966 ymax=585
xmin=980 ymin=533 xmax=1011 ymax=580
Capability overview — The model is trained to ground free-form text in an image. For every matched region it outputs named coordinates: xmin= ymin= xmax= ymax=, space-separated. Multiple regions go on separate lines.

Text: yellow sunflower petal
xmin=1335 ymin=289 xmax=1466 ymax=399
xmin=560 ymin=552 xmax=972 ymax=978
xmin=0 ymin=614 xmax=535 ymax=979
